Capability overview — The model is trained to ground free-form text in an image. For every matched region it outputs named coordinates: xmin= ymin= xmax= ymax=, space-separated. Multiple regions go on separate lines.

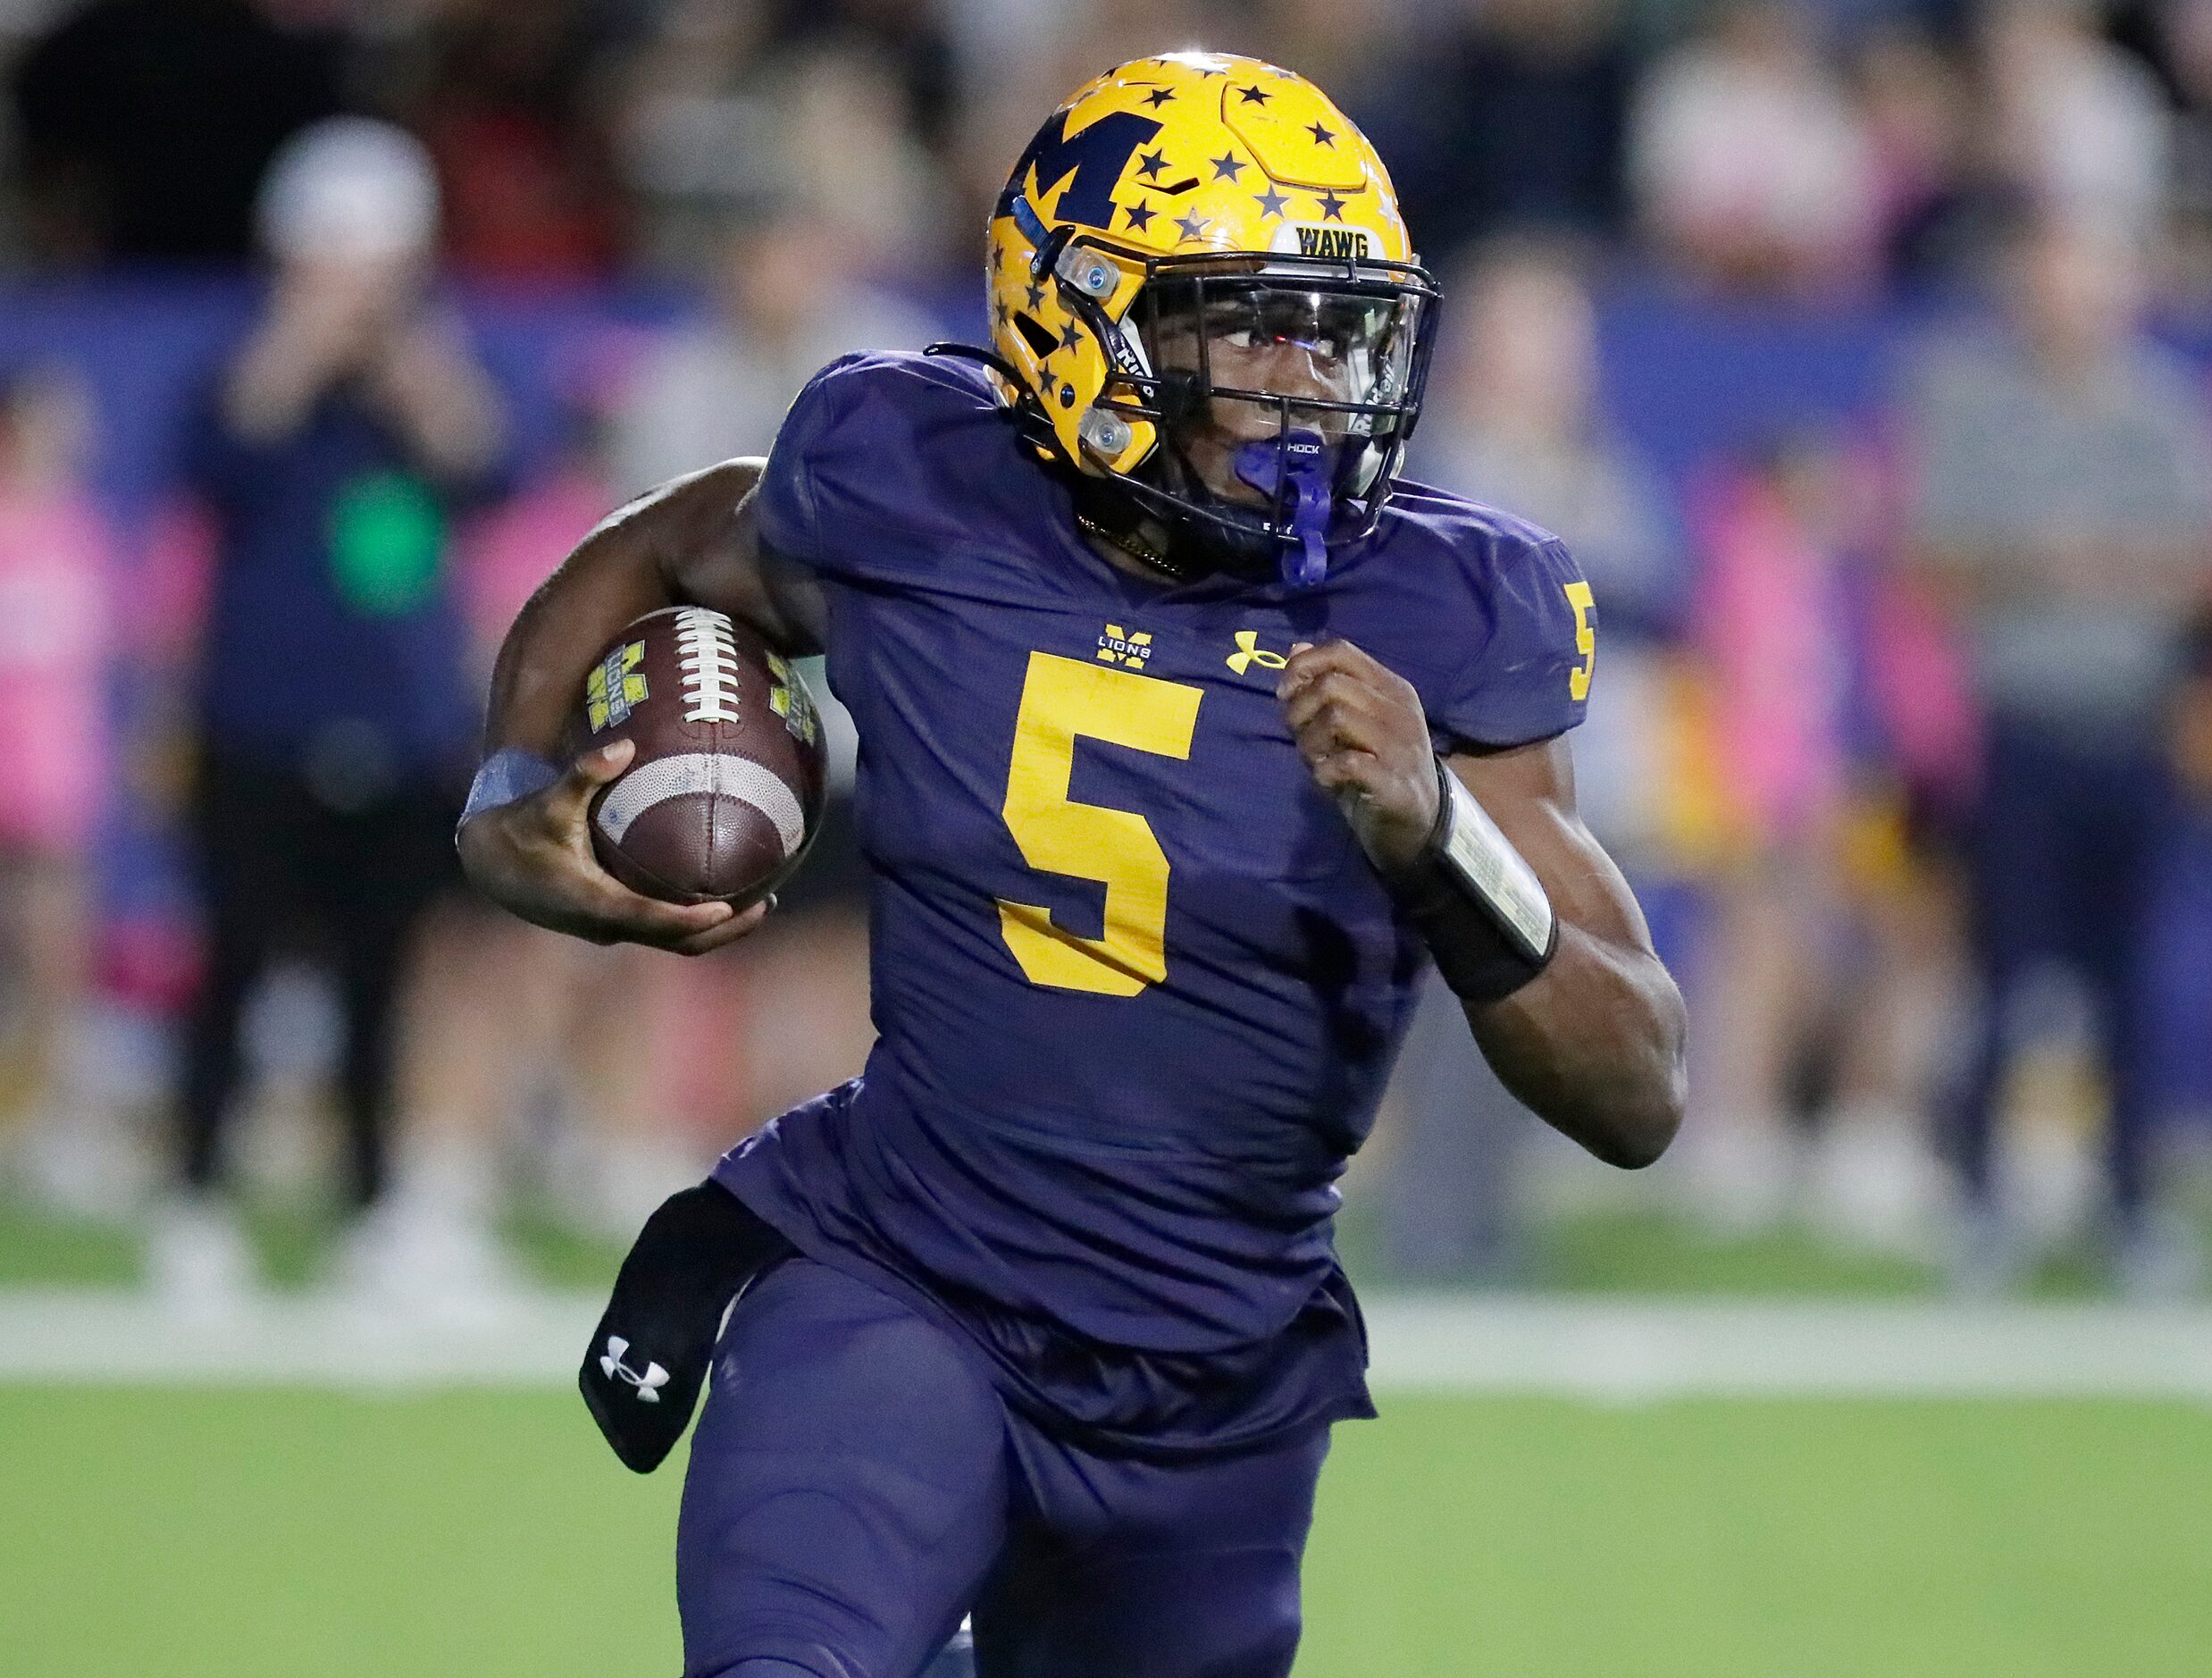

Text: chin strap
xmin=933 ymin=339 xmax=1338 ymax=589
xmin=1232 ymin=430 xmax=1333 ymax=590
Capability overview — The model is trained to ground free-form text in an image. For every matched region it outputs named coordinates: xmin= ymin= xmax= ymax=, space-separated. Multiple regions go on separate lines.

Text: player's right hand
xmin=457 ymin=738 xmax=768 ymax=956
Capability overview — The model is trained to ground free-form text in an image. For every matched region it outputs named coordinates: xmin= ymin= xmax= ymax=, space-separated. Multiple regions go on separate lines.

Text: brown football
xmin=569 ymin=606 xmax=828 ymax=906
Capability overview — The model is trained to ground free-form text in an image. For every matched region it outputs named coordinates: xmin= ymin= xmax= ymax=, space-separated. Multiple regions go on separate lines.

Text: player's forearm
xmin=482 ymin=459 xmax=772 ymax=757
xmin=1423 ymin=743 xmax=1686 ymax=1168
xmin=1462 ymin=928 xmax=1687 ymax=1169
xmin=484 ymin=519 xmax=690 ymax=757
xmin=1275 ymin=650 xmax=1691 ymax=1167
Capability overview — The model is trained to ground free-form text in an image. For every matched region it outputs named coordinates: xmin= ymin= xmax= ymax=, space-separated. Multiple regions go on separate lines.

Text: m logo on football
xmin=765 ymin=650 xmax=822 ymax=743
xmin=587 ymin=641 xmax=648 ymax=732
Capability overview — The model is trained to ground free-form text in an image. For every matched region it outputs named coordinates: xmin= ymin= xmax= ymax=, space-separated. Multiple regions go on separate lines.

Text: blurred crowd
xmin=18 ymin=0 xmax=2212 ymax=300
xmin=0 ymin=0 xmax=2209 ymax=1306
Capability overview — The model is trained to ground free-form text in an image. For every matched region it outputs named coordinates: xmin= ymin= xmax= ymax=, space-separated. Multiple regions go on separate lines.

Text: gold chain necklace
xmin=1072 ymin=509 xmax=1192 ymax=580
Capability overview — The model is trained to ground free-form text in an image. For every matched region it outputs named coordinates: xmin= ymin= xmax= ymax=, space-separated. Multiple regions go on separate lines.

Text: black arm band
xmin=579 ymin=1179 xmax=792 ymax=1473
xmin=1387 ymin=759 xmax=1560 ymax=1005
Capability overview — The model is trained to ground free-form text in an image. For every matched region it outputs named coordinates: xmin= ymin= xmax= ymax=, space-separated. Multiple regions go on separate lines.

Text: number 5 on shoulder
xmin=1565 ymin=580 xmax=1596 ymax=702
xmin=997 ymin=651 xmax=1202 ymax=996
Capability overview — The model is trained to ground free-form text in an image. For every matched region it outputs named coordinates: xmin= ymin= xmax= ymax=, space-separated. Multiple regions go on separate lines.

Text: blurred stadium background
xmin=2 ymin=0 xmax=2211 ymax=1672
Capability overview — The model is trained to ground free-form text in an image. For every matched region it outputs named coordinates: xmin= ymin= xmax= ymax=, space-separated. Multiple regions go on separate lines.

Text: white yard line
xmin=3 ymin=1290 xmax=2210 ymax=1400
xmin=0 ymin=1289 xmax=603 ymax=1389
xmin=1361 ymin=1295 xmax=2212 ymax=1402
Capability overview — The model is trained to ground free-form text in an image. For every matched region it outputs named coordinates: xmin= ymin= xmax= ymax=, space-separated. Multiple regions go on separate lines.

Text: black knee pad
xmin=581 ymin=1179 xmax=792 ymax=1472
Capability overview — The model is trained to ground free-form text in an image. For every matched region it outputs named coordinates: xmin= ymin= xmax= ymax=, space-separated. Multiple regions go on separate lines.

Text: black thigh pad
xmin=580 ymin=1179 xmax=792 ymax=1472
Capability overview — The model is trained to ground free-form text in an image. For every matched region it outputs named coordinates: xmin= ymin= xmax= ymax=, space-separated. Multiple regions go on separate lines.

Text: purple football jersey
xmin=715 ymin=351 xmax=1590 ymax=1456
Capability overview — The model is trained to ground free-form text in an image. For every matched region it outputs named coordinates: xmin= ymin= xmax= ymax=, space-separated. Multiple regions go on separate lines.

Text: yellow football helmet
xmin=977 ymin=51 xmax=1439 ymax=585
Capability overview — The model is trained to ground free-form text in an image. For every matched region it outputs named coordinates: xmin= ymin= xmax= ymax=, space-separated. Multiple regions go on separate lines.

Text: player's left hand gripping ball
xmin=573 ymin=607 xmax=829 ymax=906
xmin=1278 ymin=639 xmax=1442 ymax=878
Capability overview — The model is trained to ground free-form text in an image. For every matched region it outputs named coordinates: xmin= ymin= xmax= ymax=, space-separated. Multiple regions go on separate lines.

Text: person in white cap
xmin=149 ymin=117 xmax=516 ymax=1313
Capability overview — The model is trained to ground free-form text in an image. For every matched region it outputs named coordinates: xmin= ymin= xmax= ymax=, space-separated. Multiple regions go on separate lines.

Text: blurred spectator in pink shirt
xmin=1685 ymin=436 xmax=1961 ymax=1246
xmin=0 ymin=368 xmax=116 ymax=1198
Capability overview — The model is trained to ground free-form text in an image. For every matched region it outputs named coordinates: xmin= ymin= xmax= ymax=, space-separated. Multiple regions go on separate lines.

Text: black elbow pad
xmin=579 ymin=1179 xmax=792 ymax=1472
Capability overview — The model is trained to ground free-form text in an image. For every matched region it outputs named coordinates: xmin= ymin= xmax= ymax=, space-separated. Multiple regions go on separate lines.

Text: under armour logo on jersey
xmin=599 ymin=1336 xmax=670 ymax=1403
xmin=1226 ymin=630 xmax=1288 ymax=675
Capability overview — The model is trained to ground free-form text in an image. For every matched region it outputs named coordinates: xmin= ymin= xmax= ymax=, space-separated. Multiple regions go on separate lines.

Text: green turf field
xmin=7 ymin=1389 xmax=2209 ymax=1676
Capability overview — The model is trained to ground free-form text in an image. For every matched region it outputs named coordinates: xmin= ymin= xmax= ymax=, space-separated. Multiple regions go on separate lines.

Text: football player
xmin=461 ymin=54 xmax=1685 ymax=1678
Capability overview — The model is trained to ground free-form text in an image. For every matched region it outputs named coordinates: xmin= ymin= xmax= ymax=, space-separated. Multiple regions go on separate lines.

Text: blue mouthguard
xmin=1232 ymin=430 xmax=1332 ymax=589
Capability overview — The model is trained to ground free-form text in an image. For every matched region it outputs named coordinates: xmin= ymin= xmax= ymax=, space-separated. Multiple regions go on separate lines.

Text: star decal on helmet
xmin=1235 ymin=84 xmax=1271 ymax=105
xmin=1144 ymin=87 xmax=1176 ymax=107
xmin=1025 ymin=277 xmax=1047 ymax=309
xmin=1210 ymin=152 xmax=1244 ymax=181
xmin=993 ymin=299 xmax=1010 ymax=327
xmin=1135 ymin=148 xmax=1169 ymax=181
xmin=1058 ymin=319 xmax=1082 ymax=352
xmin=1307 ymin=122 xmax=1336 ymax=147
xmin=1124 ymin=199 xmax=1157 ymax=231
xmin=1174 ymin=212 xmax=1208 ymax=242
xmin=1315 ymin=190 xmax=1348 ymax=222
xmin=1253 ymin=186 xmax=1289 ymax=218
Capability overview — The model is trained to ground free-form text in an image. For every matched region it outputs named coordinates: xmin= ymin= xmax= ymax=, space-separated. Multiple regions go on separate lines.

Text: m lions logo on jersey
xmin=1096 ymin=624 xmax=1153 ymax=669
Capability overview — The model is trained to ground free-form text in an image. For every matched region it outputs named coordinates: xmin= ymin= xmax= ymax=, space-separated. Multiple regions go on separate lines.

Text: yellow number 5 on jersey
xmin=998 ymin=651 xmax=1202 ymax=995
xmin=1565 ymin=580 xmax=1596 ymax=701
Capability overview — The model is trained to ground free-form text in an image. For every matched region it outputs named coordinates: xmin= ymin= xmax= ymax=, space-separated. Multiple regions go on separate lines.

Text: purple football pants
xmin=676 ymin=1256 xmax=1328 ymax=1678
